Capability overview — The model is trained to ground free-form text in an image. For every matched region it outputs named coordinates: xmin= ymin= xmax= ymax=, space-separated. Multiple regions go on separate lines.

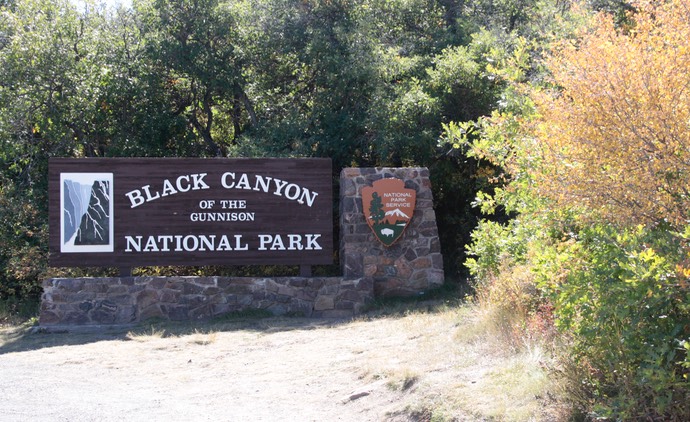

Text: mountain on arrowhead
xmin=385 ymin=208 xmax=409 ymax=219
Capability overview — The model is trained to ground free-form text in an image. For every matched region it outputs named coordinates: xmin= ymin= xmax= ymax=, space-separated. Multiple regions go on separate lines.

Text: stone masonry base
xmin=340 ymin=167 xmax=444 ymax=296
xmin=40 ymin=276 xmax=373 ymax=325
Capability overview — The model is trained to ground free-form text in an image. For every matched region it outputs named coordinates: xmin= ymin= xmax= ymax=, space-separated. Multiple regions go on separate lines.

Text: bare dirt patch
xmin=1 ymin=302 xmax=563 ymax=421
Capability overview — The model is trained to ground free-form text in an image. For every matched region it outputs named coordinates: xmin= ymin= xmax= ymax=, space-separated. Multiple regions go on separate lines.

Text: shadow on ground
xmin=0 ymin=282 xmax=469 ymax=356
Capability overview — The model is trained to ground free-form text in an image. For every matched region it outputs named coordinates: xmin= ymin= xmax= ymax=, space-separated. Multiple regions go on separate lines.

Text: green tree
xmin=0 ymin=0 xmax=105 ymax=298
xmin=138 ymin=0 xmax=255 ymax=156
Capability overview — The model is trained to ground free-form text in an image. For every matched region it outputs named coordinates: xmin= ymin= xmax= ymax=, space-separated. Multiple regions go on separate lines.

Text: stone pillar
xmin=339 ymin=168 xmax=444 ymax=297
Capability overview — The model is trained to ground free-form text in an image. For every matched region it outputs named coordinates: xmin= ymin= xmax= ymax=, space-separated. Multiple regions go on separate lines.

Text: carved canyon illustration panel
xmin=60 ymin=173 xmax=114 ymax=252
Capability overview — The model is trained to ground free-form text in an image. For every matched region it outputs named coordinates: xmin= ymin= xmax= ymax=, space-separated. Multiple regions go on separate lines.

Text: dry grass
xmin=187 ymin=329 xmax=218 ymax=345
xmin=348 ymin=299 xmax=566 ymax=420
xmin=125 ymin=326 xmax=167 ymax=341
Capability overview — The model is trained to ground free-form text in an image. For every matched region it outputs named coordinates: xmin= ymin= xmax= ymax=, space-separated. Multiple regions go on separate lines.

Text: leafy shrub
xmin=454 ymin=2 xmax=690 ymax=418
xmin=549 ymin=225 xmax=690 ymax=420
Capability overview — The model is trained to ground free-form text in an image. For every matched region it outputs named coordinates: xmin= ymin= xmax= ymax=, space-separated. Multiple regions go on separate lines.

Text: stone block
xmin=189 ymin=304 xmax=212 ymax=320
xmin=317 ymin=309 xmax=354 ymax=318
xmin=194 ymin=277 xmax=216 ymax=286
xmin=430 ymin=237 xmax=442 ymax=253
xmin=431 ymin=253 xmax=444 ymax=269
xmin=106 ymin=285 xmax=128 ymax=295
xmin=127 ymin=284 xmax=145 ymax=294
xmin=306 ymin=278 xmax=325 ymax=290
xmin=223 ymin=284 xmax=252 ymax=295
xmin=314 ymin=296 xmax=335 ymax=311
xmin=266 ymin=304 xmax=287 ymax=315
xmin=319 ymin=282 xmax=339 ymax=295
xmin=354 ymin=278 xmax=374 ymax=292
xmin=70 ymin=291 xmax=97 ymax=303
xmin=288 ymin=278 xmax=308 ymax=288
xmin=63 ymin=310 xmax=90 ymax=325
xmin=139 ymin=304 xmax=165 ymax=321
xmin=118 ymin=278 xmax=135 ymax=286
xmin=165 ymin=305 xmax=190 ymax=321
xmin=181 ymin=294 xmax=208 ymax=309
xmin=337 ymin=289 xmax=362 ymax=302
xmin=164 ymin=281 xmax=184 ymax=291
xmin=160 ymin=288 xmax=180 ymax=303
xmin=394 ymin=259 xmax=413 ymax=279
xmin=148 ymin=278 xmax=167 ymax=289
xmin=40 ymin=300 xmax=55 ymax=311
xmin=56 ymin=279 xmax=85 ymax=292
xmin=211 ymin=303 xmax=232 ymax=317
xmin=355 ymin=224 xmax=372 ymax=234
xmin=275 ymin=294 xmax=291 ymax=304
xmin=78 ymin=301 xmax=93 ymax=312
xmin=342 ymin=256 xmax=363 ymax=278
xmin=294 ymin=288 xmax=318 ymax=302
xmin=82 ymin=282 xmax=108 ymax=293
xmin=277 ymin=284 xmax=295 ymax=297
xmin=137 ymin=289 xmax=160 ymax=309
xmin=408 ymin=274 xmax=430 ymax=290
xmin=412 ymin=257 xmax=432 ymax=269
xmin=216 ymin=278 xmax=233 ymax=289
xmin=108 ymin=294 xmax=134 ymax=306
xmin=46 ymin=290 xmax=67 ymax=303
xmin=183 ymin=283 xmax=205 ymax=295
xmin=335 ymin=300 xmax=355 ymax=310
xmin=39 ymin=310 xmax=60 ymax=325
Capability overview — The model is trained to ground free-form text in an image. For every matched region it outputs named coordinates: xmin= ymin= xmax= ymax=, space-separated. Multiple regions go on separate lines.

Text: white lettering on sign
xmin=257 ymin=234 xmax=322 ymax=251
xmin=189 ymin=212 xmax=255 ymax=222
xmin=125 ymin=173 xmax=318 ymax=209
xmin=382 ymin=191 xmax=413 ymax=208
xmin=124 ymin=234 xmax=322 ymax=252
xmin=125 ymin=173 xmax=210 ymax=208
xmin=220 ymin=173 xmax=318 ymax=206
xmin=219 ymin=199 xmax=247 ymax=209
xmin=125 ymin=234 xmax=249 ymax=252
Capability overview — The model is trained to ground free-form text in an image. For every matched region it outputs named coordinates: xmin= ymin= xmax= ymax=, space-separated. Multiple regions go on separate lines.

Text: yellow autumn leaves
xmin=532 ymin=0 xmax=690 ymax=228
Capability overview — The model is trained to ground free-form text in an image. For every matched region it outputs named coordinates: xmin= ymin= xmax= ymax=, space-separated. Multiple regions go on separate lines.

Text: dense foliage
xmin=534 ymin=0 xmax=690 ymax=228
xmin=449 ymin=0 xmax=690 ymax=419
xmin=0 ymin=0 xmax=533 ymax=298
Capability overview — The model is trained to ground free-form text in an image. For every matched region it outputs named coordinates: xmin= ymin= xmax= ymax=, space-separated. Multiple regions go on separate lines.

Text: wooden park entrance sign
xmin=41 ymin=164 xmax=444 ymax=326
xmin=49 ymin=158 xmax=333 ymax=269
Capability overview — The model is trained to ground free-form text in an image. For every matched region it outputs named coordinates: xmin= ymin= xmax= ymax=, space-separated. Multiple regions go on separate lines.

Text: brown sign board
xmin=49 ymin=158 xmax=333 ymax=267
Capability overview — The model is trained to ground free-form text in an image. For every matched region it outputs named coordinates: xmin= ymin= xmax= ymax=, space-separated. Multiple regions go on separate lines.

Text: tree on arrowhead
xmin=369 ymin=192 xmax=385 ymax=226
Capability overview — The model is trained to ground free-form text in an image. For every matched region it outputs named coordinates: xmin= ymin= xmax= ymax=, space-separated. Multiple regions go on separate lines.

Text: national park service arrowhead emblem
xmin=362 ymin=178 xmax=416 ymax=247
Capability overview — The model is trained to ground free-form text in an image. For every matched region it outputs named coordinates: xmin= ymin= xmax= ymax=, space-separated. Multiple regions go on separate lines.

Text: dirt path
xmin=0 ymin=304 xmax=560 ymax=421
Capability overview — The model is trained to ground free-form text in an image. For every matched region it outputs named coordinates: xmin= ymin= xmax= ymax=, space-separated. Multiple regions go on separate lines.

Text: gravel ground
xmin=0 ymin=305 xmax=561 ymax=421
